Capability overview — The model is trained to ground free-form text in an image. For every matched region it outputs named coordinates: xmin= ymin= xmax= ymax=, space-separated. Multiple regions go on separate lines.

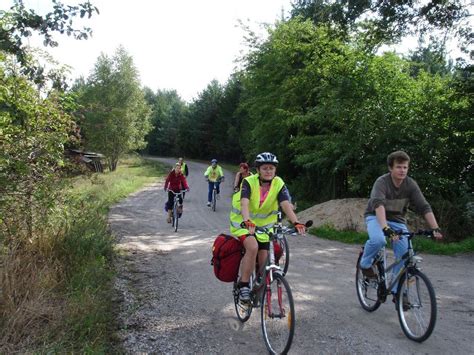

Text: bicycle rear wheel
xmin=212 ymin=188 xmax=217 ymax=212
xmin=397 ymin=269 xmax=437 ymax=342
xmin=278 ymin=236 xmax=290 ymax=276
xmin=173 ymin=202 xmax=179 ymax=232
xmin=355 ymin=252 xmax=381 ymax=312
xmin=261 ymin=273 xmax=295 ymax=355
xmin=233 ymin=283 xmax=252 ymax=322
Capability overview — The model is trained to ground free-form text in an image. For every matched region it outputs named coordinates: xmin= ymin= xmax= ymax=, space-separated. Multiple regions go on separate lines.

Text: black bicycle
xmin=355 ymin=230 xmax=437 ymax=342
xmin=168 ymin=190 xmax=185 ymax=232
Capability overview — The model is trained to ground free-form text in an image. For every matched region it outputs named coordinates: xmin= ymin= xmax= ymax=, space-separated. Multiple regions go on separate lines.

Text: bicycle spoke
xmin=234 ymin=284 xmax=252 ymax=322
xmin=355 ymin=254 xmax=381 ymax=312
xmin=397 ymin=270 xmax=437 ymax=342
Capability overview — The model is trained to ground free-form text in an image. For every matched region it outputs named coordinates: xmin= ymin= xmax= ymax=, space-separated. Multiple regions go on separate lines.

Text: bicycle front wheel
xmin=397 ymin=269 xmax=437 ymax=342
xmin=261 ymin=273 xmax=295 ymax=355
xmin=355 ymin=252 xmax=381 ymax=312
xmin=278 ymin=236 xmax=290 ymax=276
xmin=212 ymin=188 xmax=217 ymax=212
xmin=173 ymin=203 xmax=179 ymax=232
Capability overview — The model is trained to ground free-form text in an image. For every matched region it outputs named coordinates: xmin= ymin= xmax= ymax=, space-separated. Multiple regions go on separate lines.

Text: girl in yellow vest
xmin=229 ymin=152 xmax=305 ymax=302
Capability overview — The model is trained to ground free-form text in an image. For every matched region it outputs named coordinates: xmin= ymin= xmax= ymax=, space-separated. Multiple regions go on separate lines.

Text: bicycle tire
xmin=173 ymin=202 xmax=179 ymax=232
xmin=233 ymin=283 xmax=252 ymax=322
xmin=397 ymin=269 xmax=437 ymax=342
xmin=212 ymin=188 xmax=217 ymax=212
xmin=261 ymin=273 xmax=295 ymax=355
xmin=355 ymin=252 xmax=381 ymax=312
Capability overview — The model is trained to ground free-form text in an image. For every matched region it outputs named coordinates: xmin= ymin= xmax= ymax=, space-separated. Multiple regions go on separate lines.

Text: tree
xmin=143 ymin=88 xmax=188 ymax=156
xmin=0 ymin=0 xmax=98 ymax=85
xmin=290 ymin=0 xmax=472 ymax=50
xmin=78 ymin=46 xmax=151 ymax=171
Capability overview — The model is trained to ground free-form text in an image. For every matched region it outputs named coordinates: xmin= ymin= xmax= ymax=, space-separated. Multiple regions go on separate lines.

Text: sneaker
xmin=207 ymin=202 xmax=211 ymax=207
xmin=361 ymin=266 xmax=377 ymax=278
xmin=239 ymin=286 xmax=250 ymax=303
xmin=393 ymin=293 xmax=410 ymax=311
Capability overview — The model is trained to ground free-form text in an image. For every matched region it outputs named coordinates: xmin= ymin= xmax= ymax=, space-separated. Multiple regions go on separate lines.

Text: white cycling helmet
xmin=255 ymin=152 xmax=279 ymax=167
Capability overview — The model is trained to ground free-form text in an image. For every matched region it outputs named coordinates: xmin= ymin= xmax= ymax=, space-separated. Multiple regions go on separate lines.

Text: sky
xmin=8 ymin=0 xmax=294 ymax=102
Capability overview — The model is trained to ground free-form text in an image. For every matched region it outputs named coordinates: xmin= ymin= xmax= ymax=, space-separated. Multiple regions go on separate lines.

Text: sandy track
xmin=109 ymin=157 xmax=474 ymax=354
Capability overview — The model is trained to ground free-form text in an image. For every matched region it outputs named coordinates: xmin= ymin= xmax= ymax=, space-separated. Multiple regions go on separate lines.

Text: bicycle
xmin=232 ymin=222 xmax=308 ymax=354
xmin=208 ymin=177 xmax=224 ymax=212
xmin=355 ymin=230 xmax=437 ymax=342
xmin=168 ymin=190 xmax=186 ymax=232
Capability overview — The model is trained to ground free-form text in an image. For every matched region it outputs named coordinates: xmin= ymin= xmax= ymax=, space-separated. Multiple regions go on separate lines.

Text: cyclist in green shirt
xmin=204 ymin=159 xmax=224 ymax=207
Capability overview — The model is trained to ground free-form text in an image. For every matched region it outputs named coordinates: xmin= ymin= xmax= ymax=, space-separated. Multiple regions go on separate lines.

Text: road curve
xmin=109 ymin=157 xmax=474 ymax=354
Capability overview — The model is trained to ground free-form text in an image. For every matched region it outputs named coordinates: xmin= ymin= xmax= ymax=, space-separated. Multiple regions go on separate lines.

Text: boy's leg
xmin=388 ymin=221 xmax=409 ymax=293
xmin=360 ymin=216 xmax=387 ymax=269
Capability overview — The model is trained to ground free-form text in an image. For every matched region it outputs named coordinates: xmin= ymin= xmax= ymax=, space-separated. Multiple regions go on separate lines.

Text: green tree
xmin=0 ymin=0 xmax=98 ymax=85
xmin=78 ymin=46 xmax=151 ymax=170
xmin=0 ymin=52 xmax=72 ymax=244
xmin=290 ymin=0 xmax=472 ymax=50
xmin=143 ymin=88 xmax=188 ymax=156
xmin=186 ymin=80 xmax=224 ymax=159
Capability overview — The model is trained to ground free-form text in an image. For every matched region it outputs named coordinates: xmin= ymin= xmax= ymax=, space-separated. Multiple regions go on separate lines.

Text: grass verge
xmin=0 ymin=155 xmax=166 ymax=353
xmin=54 ymin=155 xmax=166 ymax=352
xmin=311 ymin=226 xmax=474 ymax=255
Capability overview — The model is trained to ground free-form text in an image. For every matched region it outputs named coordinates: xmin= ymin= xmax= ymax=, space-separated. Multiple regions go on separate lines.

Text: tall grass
xmin=0 ymin=155 xmax=165 ymax=353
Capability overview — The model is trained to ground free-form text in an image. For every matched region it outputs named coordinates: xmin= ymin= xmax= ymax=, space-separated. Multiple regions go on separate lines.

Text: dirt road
xmin=109 ymin=157 xmax=474 ymax=354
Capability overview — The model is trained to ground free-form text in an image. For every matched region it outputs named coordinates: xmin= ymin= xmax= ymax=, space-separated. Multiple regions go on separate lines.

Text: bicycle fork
xmin=264 ymin=273 xmax=286 ymax=319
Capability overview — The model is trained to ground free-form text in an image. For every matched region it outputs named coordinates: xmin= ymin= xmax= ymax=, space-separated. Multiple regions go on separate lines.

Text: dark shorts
xmin=239 ymin=234 xmax=270 ymax=250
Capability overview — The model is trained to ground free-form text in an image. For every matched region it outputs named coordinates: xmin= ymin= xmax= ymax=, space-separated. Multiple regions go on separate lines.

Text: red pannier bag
xmin=273 ymin=240 xmax=283 ymax=262
xmin=211 ymin=234 xmax=243 ymax=282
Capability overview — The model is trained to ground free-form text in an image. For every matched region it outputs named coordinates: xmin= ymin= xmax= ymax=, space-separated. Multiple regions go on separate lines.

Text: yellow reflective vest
xmin=229 ymin=174 xmax=284 ymax=242
xmin=204 ymin=165 xmax=224 ymax=182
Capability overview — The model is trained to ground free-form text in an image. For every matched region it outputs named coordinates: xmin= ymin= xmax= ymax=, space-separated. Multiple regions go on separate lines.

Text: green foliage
xmin=0 ymin=0 xmax=98 ymax=86
xmin=0 ymin=54 xmax=72 ymax=244
xmin=290 ymin=0 xmax=471 ymax=50
xmin=77 ymin=46 xmax=152 ymax=171
xmin=143 ymin=88 xmax=188 ymax=156
xmin=311 ymin=226 xmax=474 ymax=255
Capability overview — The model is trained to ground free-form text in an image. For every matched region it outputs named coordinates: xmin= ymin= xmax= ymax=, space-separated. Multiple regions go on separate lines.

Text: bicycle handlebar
xmin=166 ymin=189 xmax=188 ymax=195
xmin=239 ymin=220 xmax=313 ymax=235
xmin=394 ymin=229 xmax=435 ymax=239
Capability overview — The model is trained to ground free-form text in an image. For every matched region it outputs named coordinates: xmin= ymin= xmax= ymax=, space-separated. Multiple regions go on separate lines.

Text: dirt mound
xmin=296 ymin=198 xmax=427 ymax=232
xmin=297 ymin=198 xmax=368 ymax=232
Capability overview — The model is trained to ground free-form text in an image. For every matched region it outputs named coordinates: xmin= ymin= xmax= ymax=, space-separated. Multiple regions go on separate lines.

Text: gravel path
xmin=109 ymin=157 xmax=474 ymax=354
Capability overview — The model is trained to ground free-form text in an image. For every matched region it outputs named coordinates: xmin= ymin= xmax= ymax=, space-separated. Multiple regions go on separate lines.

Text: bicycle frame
xmin=376 ymin=233 xmax=424 ymax=297
xmin=248 ymin=230 xmax=286 ymax=307
xmin=168 ymin=190 xmax=185 ymax=231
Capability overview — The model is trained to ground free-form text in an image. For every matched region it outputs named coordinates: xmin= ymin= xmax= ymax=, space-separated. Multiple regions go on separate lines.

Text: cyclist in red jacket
xmin=164 ymin=163 xmax=189 ymax=223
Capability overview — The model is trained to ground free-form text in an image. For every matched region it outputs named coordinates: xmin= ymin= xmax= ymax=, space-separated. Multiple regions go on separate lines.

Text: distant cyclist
xmin=178 ymin=157 xmax=189 ymax=177
xmin=359 ymin=151 xmax=443 ymax=300
xmin=229 ymin=152 xmax=305 ymax=302
xmin=164 ymin=163 xmax=189 ymax=223
xmin=204 ymin=159 xmax=224 ymax=207
xmin=233 ymin=162 xmax=252 ymax=192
